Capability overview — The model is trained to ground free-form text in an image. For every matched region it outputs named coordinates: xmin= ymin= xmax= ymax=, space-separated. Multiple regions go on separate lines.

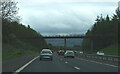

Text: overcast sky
xmin=16 ymin=0 xmax=119 ymax=36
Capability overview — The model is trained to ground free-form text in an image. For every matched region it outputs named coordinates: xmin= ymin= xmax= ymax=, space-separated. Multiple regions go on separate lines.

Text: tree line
xmin=81 ymin=12 xmax=119 ymax=53
xmin=1 ymin=0 xmax=47 ymax=52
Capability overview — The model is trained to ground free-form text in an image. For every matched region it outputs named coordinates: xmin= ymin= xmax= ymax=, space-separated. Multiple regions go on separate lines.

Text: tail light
xmin=72 ymin=53 xmax=74 ymax=55
xmin=65 ymin=53 xmax=68 ymax=54
xmin=41 ymin=53 xmax=43 ymax=54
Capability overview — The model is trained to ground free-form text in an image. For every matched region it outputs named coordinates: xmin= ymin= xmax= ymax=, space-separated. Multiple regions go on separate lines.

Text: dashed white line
xmin=13 ymin=56 xmax=39 ymax=74
xmin=74 ymin=67 xmax=80 ymax=70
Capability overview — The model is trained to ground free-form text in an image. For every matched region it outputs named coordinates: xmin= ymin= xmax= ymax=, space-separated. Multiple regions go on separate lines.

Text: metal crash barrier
xmin=76 ymin=53 xmax=120 ymax=62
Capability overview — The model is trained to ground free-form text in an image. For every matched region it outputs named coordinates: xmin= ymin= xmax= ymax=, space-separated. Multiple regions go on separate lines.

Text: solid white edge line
xmin=13 ymin=56 xmax=39 ymax=74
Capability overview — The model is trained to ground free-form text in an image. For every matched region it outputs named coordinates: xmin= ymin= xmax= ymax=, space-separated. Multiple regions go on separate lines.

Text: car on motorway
xmin=79 ymin=51 xmax=83 ymax=54
xmin=40 ymin=49 xmax=53 ymax=61
xmin=64 ymin=50 xmax=75 ymax=58
xmin=57 ymin=50 xmax=59 ymax=54
xmin=74 ymin=51 xmax=77 ymax=55
xmin=58 ymin=50 xmax=65 ymax=55
xmin=74 ymin=51 xmax=77 ymax=53
xmin=96 ymin=51 xmax=104 ymax=55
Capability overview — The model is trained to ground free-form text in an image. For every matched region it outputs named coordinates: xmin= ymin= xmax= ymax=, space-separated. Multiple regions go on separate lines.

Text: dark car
xmin=57 ymin=50 xmax=59 ymax=54
xmin=58 ymin=50 xmax=65 ymax=55
xmin=74 ymin=51 xmax=77 ymax=55
xmin=40 ymin=49 xmax=53 ymax=61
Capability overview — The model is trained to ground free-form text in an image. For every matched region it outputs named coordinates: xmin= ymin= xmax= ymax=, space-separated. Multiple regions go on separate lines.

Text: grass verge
xmin=2 ymin=43 xmax=39 ymax=60
xmin=100 ymin=43 xmax=119 ymax=56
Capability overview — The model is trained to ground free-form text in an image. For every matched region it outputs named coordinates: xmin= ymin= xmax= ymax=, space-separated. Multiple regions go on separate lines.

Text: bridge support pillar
xmin=64 ymin=38 xmax=66 ymax=49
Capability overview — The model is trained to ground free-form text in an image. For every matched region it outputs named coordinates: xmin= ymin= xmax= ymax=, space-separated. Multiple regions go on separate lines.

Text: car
xmin=74 ymin=51 xmax=77 ymax=53
xmin=79 ymin=51 xmax=83 ymax=54
xmin=96 ymin=51 xmax=104 ymax=55
xmin=64 ymin=50 xmax=75 ymax=58
xmin=41 ymin=49 xmax=51 ymax=51
xmin=74 ymin=51 xmax=77 ymax=55
xmin=58 ymin=50 xmax=65 ymax=55
xmin=57 ymin=50 xmax=59 ymax=54
xmin=51 ymin=50 xmax=54 ymax=53
xmin=40 ymin=49 xmax=53 ymax=61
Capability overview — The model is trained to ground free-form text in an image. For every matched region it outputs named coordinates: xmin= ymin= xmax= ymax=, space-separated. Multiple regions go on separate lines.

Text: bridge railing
xmin=76 ymin=53 xmax=120 ymax=62
xmin=43 ymin=35 xmax=85 ymax=37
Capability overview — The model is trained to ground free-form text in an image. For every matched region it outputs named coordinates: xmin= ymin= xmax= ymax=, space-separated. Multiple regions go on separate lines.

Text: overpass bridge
xmin=42 ymin=35 xmax=86 ymax=38
xmin=41 ymin=34 xmax=115 ymax=52
xmin=19 ymin=34 xmax=115 ymax=52
xmin=41 ymin=34 xmax=92 ymax=51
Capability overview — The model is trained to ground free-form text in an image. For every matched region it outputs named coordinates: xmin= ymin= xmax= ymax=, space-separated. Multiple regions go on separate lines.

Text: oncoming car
xmin=79 ymin=51 xmax=83 ymax=54
xmin=96 ymin=51 xmax=104 ymax=55
xmin=64 ymin=50 xmax=75 ymax=58
xmin=40 ymin=49 xmax=53 ymax=61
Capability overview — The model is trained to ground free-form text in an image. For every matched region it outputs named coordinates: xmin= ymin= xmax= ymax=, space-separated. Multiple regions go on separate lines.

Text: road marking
xmin=13 ymin=56 xmax=39 ymax=74
xmin=104 ymin=64 xmax=118 ymax=67
xmin=74 ymin=67 xmax=80 ymax=70
xmin=65 ymin=61 xmax=68 ymax=63
xmin=79 ymin=58 xmax=118 ymax=68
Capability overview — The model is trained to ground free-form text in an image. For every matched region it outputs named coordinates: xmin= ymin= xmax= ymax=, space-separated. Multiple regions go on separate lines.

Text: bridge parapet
xmin=42 ymin=35 xmax=86 ymax=38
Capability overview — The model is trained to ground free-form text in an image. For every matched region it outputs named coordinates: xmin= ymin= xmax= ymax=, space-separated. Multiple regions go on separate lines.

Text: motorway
xmin=19 ymin=53 xmax=118 ymax=72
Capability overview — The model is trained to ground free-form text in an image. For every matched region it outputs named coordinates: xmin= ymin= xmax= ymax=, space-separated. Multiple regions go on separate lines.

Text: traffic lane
xmin=20 ymin=55 xmax=80 ymax=72
xmin=56 ymin=54 xmax=118 ymax=72
xmin=20 ymin=53 xmax=118 ymax=72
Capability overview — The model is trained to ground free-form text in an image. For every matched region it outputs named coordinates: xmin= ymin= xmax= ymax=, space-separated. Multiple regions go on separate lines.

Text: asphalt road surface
xmin=20 ymin=53 xmax=118 ymax=72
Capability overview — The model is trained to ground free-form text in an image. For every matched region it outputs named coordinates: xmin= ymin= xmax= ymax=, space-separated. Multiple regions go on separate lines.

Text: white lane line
xmin=79 ymin=58 xmax=118 ymax=68
xmin=74 ymin=67 xmax=80 ymax=70
xmin=13 ymin=56 xmax=39 ymax=74
xmin=65 ymin=61 xmax=68 ymax=64
xmin=104 ymin=64 xmax=118 ymax=67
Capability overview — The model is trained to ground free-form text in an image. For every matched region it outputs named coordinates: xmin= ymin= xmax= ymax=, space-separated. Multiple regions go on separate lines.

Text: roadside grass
xmin=100 ymin=43 xmax=119 ymax=56
xmin=2 ymin=44 xmax=39 ymax=60
xmin=83 ymin=43 xmax=119 ymax=56
xmin=3 ymin=49 xmax=38 ymax=60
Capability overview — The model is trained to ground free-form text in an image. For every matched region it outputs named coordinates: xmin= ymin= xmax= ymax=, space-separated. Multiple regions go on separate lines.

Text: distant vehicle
xmin=74 ymin=51 xmax=77 ymax=53
xmin=96 ymin=51 xmax=104 ymax=55
xmin=79 ymin=51 xmax=83 ymax=54
xmin=64 ymin=50 xmax=75 ymax=58
xmin=74 ymin=51 xmax=77 ymax=55
xmin=57 ymin=50 xmax=60 ymax=54
xmin=40 ymin=49 xmax=53 ymax=61
xmin=58 ymin=50 xmax=65 ymax=55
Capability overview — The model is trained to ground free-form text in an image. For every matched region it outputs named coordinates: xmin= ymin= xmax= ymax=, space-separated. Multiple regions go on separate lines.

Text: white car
xmin=79 ymin=51 xmax=83 ymax=54
xmin=97 ymin=51 xmax=104 ymax=55
xmin=64 ymin=50 xmax=75 ymax=58
xmin=40 ymin=49 xmax=53 ymax=61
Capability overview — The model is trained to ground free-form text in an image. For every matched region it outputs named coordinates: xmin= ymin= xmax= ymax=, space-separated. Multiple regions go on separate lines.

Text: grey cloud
xmin=17 ymin=2 xmax=117 ymax=35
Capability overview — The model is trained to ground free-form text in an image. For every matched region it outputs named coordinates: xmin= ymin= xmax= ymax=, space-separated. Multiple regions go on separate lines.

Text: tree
xmin=28 ymin=25 xmax=30 ymax=29
xmin=106 ymin=14 xmax=110 ymax=21
xmin=116 ymin=7 xmax=120 ymax=20
xmin=1 ymin=0 xmax=19 ymax=22
xmin=48 ymin=43 xmax=53 ymax=49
